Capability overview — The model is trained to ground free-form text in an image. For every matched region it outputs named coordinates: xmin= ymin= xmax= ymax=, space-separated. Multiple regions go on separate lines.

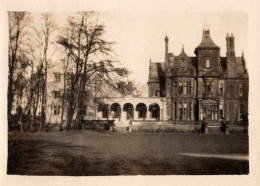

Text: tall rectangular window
xmin=183 ymin=82 xmax=187 ymax=95
xmin=173 ymin=81 xmax=177 ymax=95
xmin=219 ymin=105 xmax=223 ymax=119
xmin=206 ymin=82 xmax=213 ymax=93
xmin=187 ymin=82 xmax=192 ymax=94
xmin=183 ymin=103 xmax=187 ymax=120
xmin=206 ymin=59 xmax=211 ymax=68
xmin=54 ymin=105 xmax=60 ymax=115
xmin=212 ymin=106 xmax=217 ymax=120
xmin=53 ymin=91 xmax=60 ymax=99
xmin=179 ymin=82 xmax=183 ymax=95
xmin=179 ymin=103 xmax=183 ymax=120
xmin=181 ymin=60 xmax=185 ymax=68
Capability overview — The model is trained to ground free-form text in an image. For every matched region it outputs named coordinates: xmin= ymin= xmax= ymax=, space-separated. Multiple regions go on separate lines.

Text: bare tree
xmin=34 ymin=13 xmax=57 ymax=131
xmin=58 ymin=12 xmax=127 ymax=130
xmin=8 ymin=12 xmax=31 ymax=129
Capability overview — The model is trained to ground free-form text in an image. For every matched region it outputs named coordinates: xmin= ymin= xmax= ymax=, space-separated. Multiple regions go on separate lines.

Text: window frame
xmin=54 ymin=105 xmax=60 ymax=115
xmin=53 ymin=91 xmax=61 ymax=99
xmin=205 ymin=58 xmax=211 ymax=68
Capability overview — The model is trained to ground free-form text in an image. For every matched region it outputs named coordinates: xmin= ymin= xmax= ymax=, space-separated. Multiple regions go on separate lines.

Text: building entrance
xmin=202 ymin=105 xmax=218 ymax=120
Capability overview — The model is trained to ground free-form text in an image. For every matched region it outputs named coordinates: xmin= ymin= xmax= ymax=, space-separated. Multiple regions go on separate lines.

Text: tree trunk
xmin=8 ymin=70 xmax=14 ymax=130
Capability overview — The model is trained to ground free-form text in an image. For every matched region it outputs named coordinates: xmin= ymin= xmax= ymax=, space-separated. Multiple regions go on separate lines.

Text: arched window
xmin=136 ymin=103 xmax=147 ymax=119
xmin=110 ymin=103 xmax=121 ymax=118
xmin=123 ymin=103 xmax=134 ymax=120
xmin=98 ymin=103 xmax=109 ymax=118
xmin=149 ymin=103 xmax=160 ymax=120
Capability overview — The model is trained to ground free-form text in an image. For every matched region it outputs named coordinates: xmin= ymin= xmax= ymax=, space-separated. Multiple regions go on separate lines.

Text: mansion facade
xmin=148 ymin=25 xmax=248 ymax=123
xmin=26 ymin=25 xmax=248 ymax=126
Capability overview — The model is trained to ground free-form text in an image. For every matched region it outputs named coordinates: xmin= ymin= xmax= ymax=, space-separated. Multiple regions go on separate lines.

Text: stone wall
xmin=131 ymin=120 xmax=248 ymax=133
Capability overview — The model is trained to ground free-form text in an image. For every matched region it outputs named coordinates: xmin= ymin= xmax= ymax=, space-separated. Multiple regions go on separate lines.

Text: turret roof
xmin=195 ymin=25 xmax=220 ymax=53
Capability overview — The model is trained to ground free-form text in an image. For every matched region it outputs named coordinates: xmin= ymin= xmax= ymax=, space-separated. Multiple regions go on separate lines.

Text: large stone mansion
xmin=147 ymin=25 xmax=248 ymax=123
xmin=39 ymin=25 xmax=248 ymax=126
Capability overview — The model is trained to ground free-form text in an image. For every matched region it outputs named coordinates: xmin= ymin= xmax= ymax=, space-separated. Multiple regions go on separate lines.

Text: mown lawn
xmin=7 ymin=131 xmax=249 ymax=175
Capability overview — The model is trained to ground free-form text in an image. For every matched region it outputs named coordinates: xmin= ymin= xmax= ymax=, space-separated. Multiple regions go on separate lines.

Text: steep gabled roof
xmin=177 ymin=47 xmax=189 ymax=59
xmin=149 ymin=62 xmax=165 ymax=78
xmin=236 ymin=57 xmax=248 ymax=76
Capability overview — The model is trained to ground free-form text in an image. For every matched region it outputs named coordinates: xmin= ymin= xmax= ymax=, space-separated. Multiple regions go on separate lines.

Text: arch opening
xmin=110 ymin=103 xmax=121 ymax=119
xmin=123 ymin=103 xmax=134 ymax=120
xmin=149 ymin=103 xmax=160 ymax=120
xmin=136 ymin=103 xmax=147 ymax=120
xmin=98 ymin=103 xmax=109 ymax=118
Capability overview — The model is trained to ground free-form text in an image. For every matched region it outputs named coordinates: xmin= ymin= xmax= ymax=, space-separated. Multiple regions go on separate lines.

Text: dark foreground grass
xmin=8 ymin=131 xmax=249 ymax=175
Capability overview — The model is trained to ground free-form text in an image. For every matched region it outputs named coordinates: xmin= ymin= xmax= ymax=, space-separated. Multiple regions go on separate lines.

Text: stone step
xmin=207 ymin=126 xmax=224 ymax=134
xmin=114 ymin=126 xmax=128 ymax=133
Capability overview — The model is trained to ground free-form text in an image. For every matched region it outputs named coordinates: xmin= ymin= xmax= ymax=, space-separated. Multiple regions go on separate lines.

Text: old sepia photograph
xmin=6 ymin=10 xmax=250 ymax=177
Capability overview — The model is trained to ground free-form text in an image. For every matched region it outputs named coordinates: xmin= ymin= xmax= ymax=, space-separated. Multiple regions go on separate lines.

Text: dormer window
xmin=205 ymin=59 xmax=211 ymax=68
xmin=181 ymin=60 xmax=185 ymax=68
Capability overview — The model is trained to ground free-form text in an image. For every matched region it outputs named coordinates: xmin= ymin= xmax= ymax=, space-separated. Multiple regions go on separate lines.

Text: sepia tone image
xmin=7 ymin=11 xmax=249 ymax=175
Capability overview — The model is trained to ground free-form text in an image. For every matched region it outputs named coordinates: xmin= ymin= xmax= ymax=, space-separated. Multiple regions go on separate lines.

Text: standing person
xmin=201 ymin=119 xmax=205 ymax=133
xmin=220 ymin=118 xmax=227 ymax=134
xmin=204 ymin=119 xmax=208 ymax=134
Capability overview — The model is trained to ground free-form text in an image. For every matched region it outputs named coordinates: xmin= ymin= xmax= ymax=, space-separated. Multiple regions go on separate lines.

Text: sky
xmin=101 ymin=11 xmax=248 ymax=85
xmin=33 ymin=11 xmax=248 ymax=85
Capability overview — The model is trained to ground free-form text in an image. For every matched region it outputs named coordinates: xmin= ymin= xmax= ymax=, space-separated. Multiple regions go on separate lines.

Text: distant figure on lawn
xmin=220 ymin=119 xmax=227 ymax=134
xmin=201 ymin=119 xmax=208 ymax=134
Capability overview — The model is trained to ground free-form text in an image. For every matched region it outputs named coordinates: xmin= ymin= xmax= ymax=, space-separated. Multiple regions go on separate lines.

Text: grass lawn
xmin=7 ymin=131 xmax=249 ymax=175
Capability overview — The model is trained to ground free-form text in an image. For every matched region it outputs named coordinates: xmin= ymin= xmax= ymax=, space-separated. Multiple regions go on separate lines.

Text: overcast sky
xmin=99 ymin=11 xmax=248 ymax=85
xmin=37 ymin=11 xmax=248 ymax=85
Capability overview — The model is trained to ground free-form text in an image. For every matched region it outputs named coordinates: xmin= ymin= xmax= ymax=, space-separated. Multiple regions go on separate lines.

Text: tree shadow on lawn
xmin=8 ymin=138 xmax=249 ymax=175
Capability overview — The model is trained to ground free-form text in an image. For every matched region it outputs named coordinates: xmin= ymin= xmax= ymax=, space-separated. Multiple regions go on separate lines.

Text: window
xmin=181 ymin=60 xmax=185 ymax=68
xmin=177 ymin=81 xmax=191 ymax=95
xmin=219 ymin=105 xmax=223 ymax=119
xmin=179 ymin=103 xmax=183 ymax=119
xmin=156 ymin=87 xmax=160 ymax=97
xmin=179 ymin=82 xmax=183 ymax=95
xmin=173 ymin=81 xmax=177 ymax=95
xmin=53 ymin=91 xmax=60 ymax=99
xmin=102 ymin=108 xmax=108 ymax=118
xmin=239 ymin=84 xmax=244 ymax=96
xmin=187 ymin=82 xmax=192 ymax=94
xmin=54 ymin=105 xmax=60 ymax=115
xmin=212 ymin=106 xmax=217 ymax=120
xmin=54 ymin=73 xmax=61 ymax=82
xmin=219 ymin=83 xmax=223 ymax=96
xmin=178 ymin=103 xmax=190 ymax=120
xmin=183 ymin=82 xmax=187 ymax=95
xmin=206 ymin=59 xmax=211 ymax=68
xmin=205 ymin=82 xmax=213 ymax=93
xmin=183 ymin=103 xmax=187 ymax=120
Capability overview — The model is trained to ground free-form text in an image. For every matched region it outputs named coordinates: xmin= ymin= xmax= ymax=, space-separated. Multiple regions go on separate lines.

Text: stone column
xmin=134 ymin=110 xmax=138 ymax=120
xmin=107 ymin=104 xmax=111 ymax=120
